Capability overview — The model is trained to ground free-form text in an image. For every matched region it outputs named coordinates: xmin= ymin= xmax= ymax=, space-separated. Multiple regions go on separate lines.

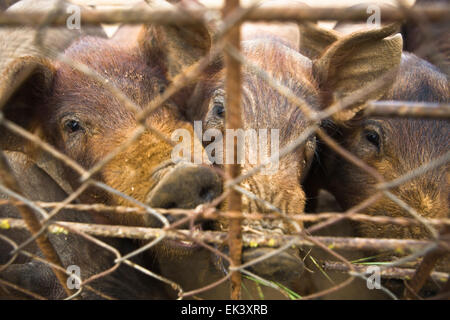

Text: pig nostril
xmin=165 ymin=214 xmax=178 ymax=224
xmin=201 ymin=220 xmax=215 ymax=231
xmin=199 ymin=186 xmax=215 ymax=202
xmin=165 ymin=202 xmax=177 ymax=209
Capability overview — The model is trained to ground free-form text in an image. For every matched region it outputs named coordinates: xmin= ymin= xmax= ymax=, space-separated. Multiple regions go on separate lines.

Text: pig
xmin=300 ymin=22 xmax=449 ymax=240
xmin=0 ymin=0 xmax=223 ymax=299
xmin=186 ymin=16 xmax=404 ymax=294
xmin=300 ymin=23 xmax=449 ymax=298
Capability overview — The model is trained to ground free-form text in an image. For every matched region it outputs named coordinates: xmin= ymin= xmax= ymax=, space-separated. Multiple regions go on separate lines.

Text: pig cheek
xmin=59 ymin=130 xmax=89 ymax=163
xmin=98 ymin=123 xmax=183 ymax=206
xmin=284 ymin=184 xmax=306 ymax=221
xmin=101 ymin=148 xmax=167 ymax=206
xmin=102 ymin=160 xmax=155 ymax=205
xmin=357 ymin=216 xmax=431 ymax=239
xmin=353 ymin=199 xmax=402 ymax=238
xmin=57 ymin=133 xmax=98 ymax=190
xmin=355 ymin=196 xmax=434 ymax=239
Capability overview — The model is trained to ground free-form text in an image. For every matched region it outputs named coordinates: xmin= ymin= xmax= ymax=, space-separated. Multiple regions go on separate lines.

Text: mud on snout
xmin=144 ymin=161 xmax=222 ymax=254
xmin=146 ymin=161 xmax=304 ymax=287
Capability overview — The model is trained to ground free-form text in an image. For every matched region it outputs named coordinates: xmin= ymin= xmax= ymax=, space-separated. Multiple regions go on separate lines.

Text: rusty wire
xmin=0 ymin=0 xmax=449 ymax=300
xmin=2 ymin=199 xmax=450 ymax=226
xmin=223 ymin=0 xmax=244 ymax=300
xmin=0 ymin=4 xmax=448 ymax=26
xmin=2 ymin=218 xmax=438 ymax=253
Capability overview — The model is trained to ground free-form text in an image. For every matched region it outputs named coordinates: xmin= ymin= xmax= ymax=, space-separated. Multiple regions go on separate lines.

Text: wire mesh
xmin=0 ymin=0 xmax=448 ymax=300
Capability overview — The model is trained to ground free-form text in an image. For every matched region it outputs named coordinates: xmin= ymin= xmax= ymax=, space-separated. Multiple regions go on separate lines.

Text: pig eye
xmin=64 ymin=119 xmax=83 ymax=133
xmin=213 ymin=102 xmax=225 ymax=118
xmin=364 ymin=130 xmax=380 ymax=149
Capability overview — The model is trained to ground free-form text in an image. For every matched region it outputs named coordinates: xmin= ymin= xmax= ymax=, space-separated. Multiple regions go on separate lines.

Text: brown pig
xmin=300 ymin=23 xmax=449 ymax=298
xmin=187 ymin=19 xmax=404 ymax=293
xmin=300 ymin=22 xmax=449 ymax=240
xmin=0 ymin=0 xmax=222 ymax=298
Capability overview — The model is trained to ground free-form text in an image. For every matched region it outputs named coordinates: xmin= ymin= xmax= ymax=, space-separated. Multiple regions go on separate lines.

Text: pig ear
xmin=0 ymin=61 xmax=73 ymax=194
xmin=0 ymin=57 xmax=56 ymax=152
xmin=0 ymin=0 xmax=103 ymax=194
xmin=0 ymin=0 xmax=104 ymax=151
xmin=138 ymin=0 xmax=211 ymax=81
xmin=298 ymin=22 xmax=339 ymax=60
xmin=0 ymin=60 xmax=67 ymax=196
xmin=0 ymin=54 xmax=77 ymax=194
xmin=313 ymin=24 xmax=403 ymax=122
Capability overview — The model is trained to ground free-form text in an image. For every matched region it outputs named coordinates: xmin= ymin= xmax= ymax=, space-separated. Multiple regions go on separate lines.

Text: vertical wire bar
xmin=0 ymin=151 xmax=73 ymax=298
xmin=403 ymin=248 xmax=445 ymax=299
xmin=223 ymin=0 xmax=243 ymax=300
xmin=403 ymin=226 xmax=449 ymax=299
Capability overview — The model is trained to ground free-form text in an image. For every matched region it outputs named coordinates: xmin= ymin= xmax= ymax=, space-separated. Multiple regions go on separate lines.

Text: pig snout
xmin=146 ymin=162 xmax=222 ymax=211
xmin=242 ymin=247 xmax=304 ymax=284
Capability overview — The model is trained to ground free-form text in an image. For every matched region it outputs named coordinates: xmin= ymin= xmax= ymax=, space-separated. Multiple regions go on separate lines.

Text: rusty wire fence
xmin=0 ymin=0 xmax=449 ymax=300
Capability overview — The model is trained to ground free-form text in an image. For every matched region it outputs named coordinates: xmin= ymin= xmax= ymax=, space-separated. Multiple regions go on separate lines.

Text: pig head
xmin=300 ymin=21 xmax=449 ymax=241
xmin=187 ymin=20 xmax=403 ymax=290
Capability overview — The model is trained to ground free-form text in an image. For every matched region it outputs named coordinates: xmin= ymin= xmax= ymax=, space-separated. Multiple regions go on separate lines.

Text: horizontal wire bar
xmin=0 ymin=5 xmax=448 ymax=27
xmin=365 ymin=101 xmax=450 ymax=119
xmin=2 ymin=199 xmax=450 ymax=226
xmin=323 ymin=260 xmax=448 ymax=283
xmin=1 ymin=218 xmax=444 ymax=252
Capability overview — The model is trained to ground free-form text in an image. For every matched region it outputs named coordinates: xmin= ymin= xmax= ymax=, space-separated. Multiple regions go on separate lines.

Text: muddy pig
xmin=0 ymin=0 xmax=222 ymax=298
